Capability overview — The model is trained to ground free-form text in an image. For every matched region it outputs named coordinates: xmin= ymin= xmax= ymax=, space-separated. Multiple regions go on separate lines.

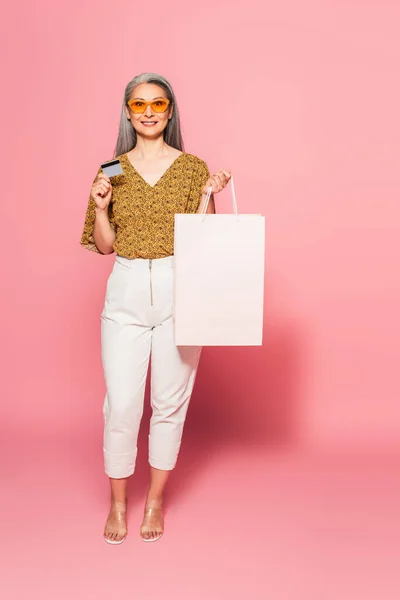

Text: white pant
xmin=100 ymin=254 xmax=202 ymax=478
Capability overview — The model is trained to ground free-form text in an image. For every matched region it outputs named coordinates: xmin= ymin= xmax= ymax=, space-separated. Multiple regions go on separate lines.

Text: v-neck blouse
xmin=80 ymin=151 xmax=210 ymax=259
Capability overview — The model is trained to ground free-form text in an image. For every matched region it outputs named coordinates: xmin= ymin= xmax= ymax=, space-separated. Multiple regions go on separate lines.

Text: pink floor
xmin=3 ymin=426 xmax=399 ymax=600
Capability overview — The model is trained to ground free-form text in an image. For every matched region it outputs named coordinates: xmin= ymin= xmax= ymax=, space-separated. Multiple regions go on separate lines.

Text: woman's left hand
xmin=202 ymin=169 xmax=231 ymax=195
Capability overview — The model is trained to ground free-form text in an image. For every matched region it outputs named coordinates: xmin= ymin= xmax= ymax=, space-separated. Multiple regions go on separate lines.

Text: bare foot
xmin=140 ymin=502 xmax=164 ymax=542
xmin=104 ymin=503 xmax=127 ymax=544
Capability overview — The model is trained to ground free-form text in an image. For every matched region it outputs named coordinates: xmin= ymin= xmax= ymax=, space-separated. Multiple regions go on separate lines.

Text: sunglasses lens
xmin=129 ymin=101 xmax=146 ymax=114
xmin=152 ymin=99 xmax=169 ymax=112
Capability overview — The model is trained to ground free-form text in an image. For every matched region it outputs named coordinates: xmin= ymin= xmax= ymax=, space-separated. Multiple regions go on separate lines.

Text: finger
xmin=96 ymin=178 xmax=110 ymax=191
xmin=96 ymin=179 xmax=107 ymax=191
xmin=212 ymin=174 xmax=221 ymax=185
xmin=97 ymin=173 xmax=111 ymax=183
xmin=204 ymin=178 xmax=215 ymax=192
xmin=220 ymin=172 xmax=231 ymax=188
xmin=213 ymin=175 xmax=223 ymax=191
xmin=96 ymin=185 xmax=108 ymax=197
xmin=218 ymin=171 xmax=229 ymax=185
xmin=97 ymin=181 xmax=111 ymax=195
xmin=210 ymin=179 xmax=219 ymax=192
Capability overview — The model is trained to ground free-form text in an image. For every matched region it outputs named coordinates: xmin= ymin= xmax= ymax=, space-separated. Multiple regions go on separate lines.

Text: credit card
xmin=101 ymin=159 xmax=123 ymax=177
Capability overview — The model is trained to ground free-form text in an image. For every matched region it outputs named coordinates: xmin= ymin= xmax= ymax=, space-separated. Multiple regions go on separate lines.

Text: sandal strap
xmin=109 ymin=510 xmax=126 ymax=521
xmin=144 ymin=506 xmax=163 ymax=516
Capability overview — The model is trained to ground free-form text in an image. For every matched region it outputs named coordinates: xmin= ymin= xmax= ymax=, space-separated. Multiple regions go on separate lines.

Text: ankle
xmin=110 ymin=500 xmax=127 ymax=512
xmin=145 ymin=494 xmax=163 ymax=508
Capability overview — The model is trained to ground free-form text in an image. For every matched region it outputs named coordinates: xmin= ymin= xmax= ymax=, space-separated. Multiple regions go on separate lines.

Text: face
xmin=125 ymin=83 xmax=173 ymax=138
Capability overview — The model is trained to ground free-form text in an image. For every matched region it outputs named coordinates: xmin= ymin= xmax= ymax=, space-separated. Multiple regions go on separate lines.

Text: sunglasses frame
xmin=127 ymin=97 xmax=171 ymax=114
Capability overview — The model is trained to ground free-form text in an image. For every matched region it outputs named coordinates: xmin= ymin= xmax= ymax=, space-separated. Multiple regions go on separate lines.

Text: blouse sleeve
xmin=186 ymin=159 xmax=210 ymax=213
xmin=80 ymin=167 xmax=117 ymax=253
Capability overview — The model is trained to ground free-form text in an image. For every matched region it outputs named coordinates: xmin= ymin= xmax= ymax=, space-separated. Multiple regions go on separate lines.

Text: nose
xmin=144 ymin=103 xmax=154 ymax=117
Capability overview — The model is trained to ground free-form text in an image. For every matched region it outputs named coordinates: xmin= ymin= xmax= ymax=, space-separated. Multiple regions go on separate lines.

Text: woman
xmin=80 ymin=72 xmax=231 ymax=544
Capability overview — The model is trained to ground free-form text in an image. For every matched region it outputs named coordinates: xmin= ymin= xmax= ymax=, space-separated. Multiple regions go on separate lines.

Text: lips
xmin=141 ymin=121 xmax=158 ymax=126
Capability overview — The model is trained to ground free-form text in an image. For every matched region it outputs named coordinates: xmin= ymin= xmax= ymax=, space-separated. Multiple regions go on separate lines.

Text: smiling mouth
xmin=141 ymin=121 xmax=158 ymax=125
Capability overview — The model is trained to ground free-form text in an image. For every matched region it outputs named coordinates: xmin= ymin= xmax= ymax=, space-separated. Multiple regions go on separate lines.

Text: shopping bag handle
xmin=201 ymin=175 xmax=238 ymax=218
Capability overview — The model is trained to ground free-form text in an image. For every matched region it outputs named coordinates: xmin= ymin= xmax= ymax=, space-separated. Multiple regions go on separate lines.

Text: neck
xmin=132 ymin=135 xmax=168 ymax=159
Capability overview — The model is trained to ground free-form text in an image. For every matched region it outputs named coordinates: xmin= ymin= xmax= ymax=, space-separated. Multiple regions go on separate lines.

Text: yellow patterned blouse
xmin=80 ymin=151 xmax=210 ymax=259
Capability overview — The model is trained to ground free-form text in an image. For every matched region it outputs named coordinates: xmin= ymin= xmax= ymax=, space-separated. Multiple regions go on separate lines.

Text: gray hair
xmin=113 ymin=72 xmax=184 ymax=157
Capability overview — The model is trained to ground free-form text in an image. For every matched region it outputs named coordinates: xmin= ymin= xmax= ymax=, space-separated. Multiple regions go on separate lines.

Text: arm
xmin=80 ymin=170 xmax=117 ymax=255
xmin=196 ymin=167 xmax=231 ymax=214
xmin=197 ymin=192 xmax=216 ymax=214
xmin=93 ymin=206 xmax=116 ymax=254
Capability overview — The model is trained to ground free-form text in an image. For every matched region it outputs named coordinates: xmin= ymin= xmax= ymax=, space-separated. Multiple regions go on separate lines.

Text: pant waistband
xmin=115 ymin=254 xmax=174 ymax=268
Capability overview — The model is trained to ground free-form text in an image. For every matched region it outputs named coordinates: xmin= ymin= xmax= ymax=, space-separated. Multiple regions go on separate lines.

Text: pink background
xmin=2 ymin=1 xmax=400 ymax=598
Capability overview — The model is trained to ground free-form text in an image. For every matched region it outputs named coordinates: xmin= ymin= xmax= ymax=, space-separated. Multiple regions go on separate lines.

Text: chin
xmin=142 ymin=130 xmax=162 ymax=138
xmin=146 ymin=130 xmax=168 ymax=139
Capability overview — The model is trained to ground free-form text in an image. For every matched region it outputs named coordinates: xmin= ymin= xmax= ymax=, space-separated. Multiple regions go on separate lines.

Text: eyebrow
xmin=132 ymin=96 xmax=166 ymax=101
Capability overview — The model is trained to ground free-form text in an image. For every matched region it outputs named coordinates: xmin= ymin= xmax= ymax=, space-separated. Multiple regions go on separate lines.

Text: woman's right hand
xmin=91 ymin=173 xmax=113 ymax=210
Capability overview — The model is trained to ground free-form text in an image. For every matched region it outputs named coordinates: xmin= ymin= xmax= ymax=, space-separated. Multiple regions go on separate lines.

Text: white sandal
xmin=140 ymin=507 xmax=164 ymax=542
xmin=104 ymin=510 xmax=127 ymax=544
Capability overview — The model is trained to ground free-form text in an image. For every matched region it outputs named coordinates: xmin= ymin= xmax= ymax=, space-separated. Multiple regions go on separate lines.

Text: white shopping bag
xmin=174 ymin=177 xmax=265 ymax=346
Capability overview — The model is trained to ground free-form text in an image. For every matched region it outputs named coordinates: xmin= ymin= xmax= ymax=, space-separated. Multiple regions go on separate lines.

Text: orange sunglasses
xmin=127 ymin=97 xmax=171 ymax=114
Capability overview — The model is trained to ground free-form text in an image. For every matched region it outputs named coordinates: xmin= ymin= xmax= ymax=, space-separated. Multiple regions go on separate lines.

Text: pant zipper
xmin=149 ymin=259 xmax=153 ymax=306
